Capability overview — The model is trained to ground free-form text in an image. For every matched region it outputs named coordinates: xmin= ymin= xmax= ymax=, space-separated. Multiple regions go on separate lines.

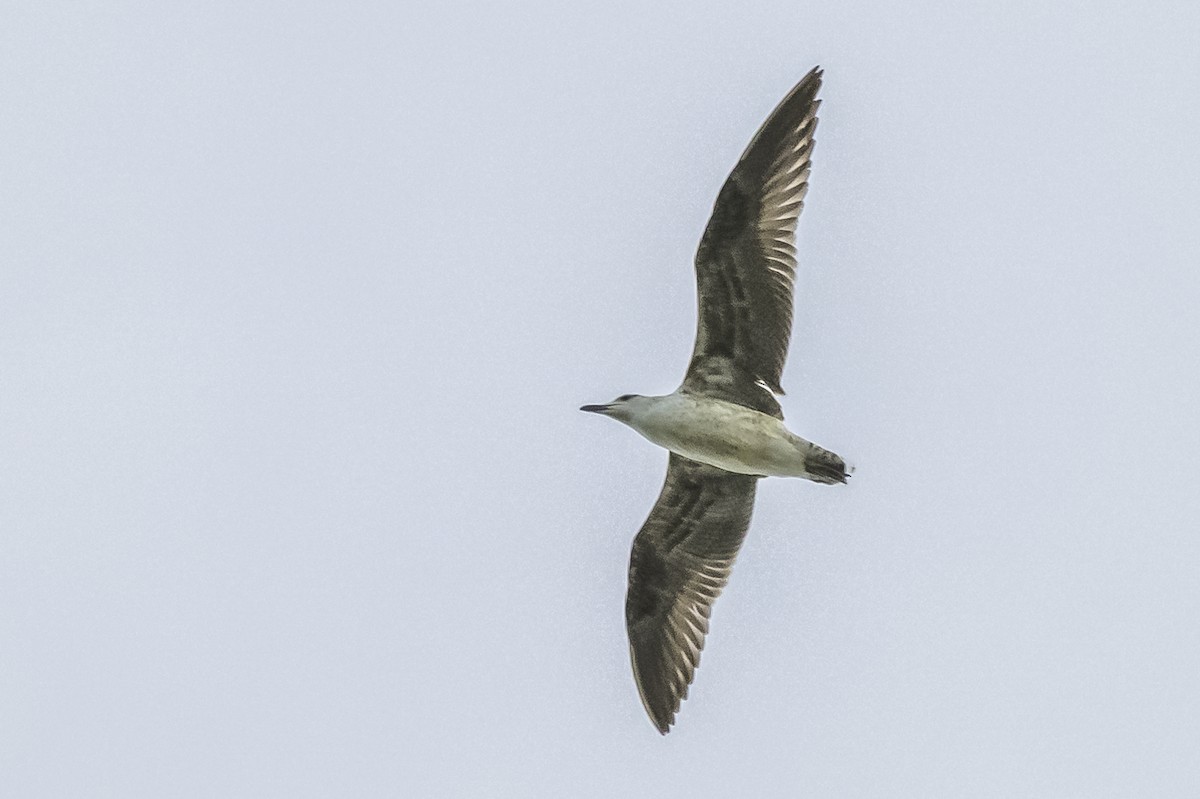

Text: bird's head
xmin=579 ymin=393 xmax=649 ymax=423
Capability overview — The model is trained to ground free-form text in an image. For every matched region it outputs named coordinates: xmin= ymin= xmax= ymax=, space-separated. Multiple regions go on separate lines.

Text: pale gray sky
xmin=4 ymin=2 xmax=1200 ymax=797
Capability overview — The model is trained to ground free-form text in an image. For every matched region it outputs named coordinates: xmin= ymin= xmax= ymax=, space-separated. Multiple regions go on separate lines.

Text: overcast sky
xmin=4 ymin=2 xmax=1200 ymax=797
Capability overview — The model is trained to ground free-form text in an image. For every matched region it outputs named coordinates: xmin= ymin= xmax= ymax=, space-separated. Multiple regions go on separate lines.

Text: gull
xmin=581 ymin=66 xmax=847 ymax=734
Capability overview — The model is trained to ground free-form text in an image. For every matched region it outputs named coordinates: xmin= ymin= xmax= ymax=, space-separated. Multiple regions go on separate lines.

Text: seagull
xmin=581 ymin=66 xmax=847 ymax=734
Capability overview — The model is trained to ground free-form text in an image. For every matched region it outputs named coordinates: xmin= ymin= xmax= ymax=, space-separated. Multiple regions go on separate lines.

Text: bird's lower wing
xmin=625 ymin=453 xmax=758 ymax=733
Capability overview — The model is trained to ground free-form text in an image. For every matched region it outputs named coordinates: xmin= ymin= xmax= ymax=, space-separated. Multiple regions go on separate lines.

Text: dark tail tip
xmin=806 ymin=449 xmax=848 ymax=485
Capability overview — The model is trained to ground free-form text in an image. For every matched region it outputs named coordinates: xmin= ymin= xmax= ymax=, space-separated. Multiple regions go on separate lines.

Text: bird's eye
xmin=616 ymin=394 xmax=635 ymax=402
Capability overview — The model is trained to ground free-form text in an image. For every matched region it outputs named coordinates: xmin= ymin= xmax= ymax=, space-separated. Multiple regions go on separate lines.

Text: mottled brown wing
xmin=683 ymin=67 xmax=823 ymax=418
xmin=625 ymin=454 xmax=758 ymax=734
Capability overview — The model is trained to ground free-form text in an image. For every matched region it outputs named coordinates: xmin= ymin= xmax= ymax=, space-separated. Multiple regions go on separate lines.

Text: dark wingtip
xmin=649 ymin=702 xmax=674 ymax=734
xmin=643 ymin=693 xmax=676 ymax=735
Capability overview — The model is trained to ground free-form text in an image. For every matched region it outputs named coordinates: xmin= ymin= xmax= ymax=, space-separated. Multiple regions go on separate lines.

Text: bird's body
xmin=581 ymin=66 xmax=848 ymax=734
xmin=594 ymin=391 xmax=845 ymax=482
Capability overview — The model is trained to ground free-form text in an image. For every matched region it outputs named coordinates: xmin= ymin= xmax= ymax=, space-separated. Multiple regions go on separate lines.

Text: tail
xmin=804 ymin=443 xmax=848 ymax=485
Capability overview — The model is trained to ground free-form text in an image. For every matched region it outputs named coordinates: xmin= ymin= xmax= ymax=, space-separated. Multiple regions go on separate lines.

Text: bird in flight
xmin=581 ymin=67 xmax=847 ymax=734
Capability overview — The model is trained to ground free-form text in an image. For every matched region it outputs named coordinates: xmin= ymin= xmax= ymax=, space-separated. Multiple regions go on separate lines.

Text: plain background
xmin=4 ymin=2 xmax=1200 ymax=796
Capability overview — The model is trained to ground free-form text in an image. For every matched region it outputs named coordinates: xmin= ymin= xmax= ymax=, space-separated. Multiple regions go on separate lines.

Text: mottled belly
xmin=639 ymin=404 xmax=806 ymax=477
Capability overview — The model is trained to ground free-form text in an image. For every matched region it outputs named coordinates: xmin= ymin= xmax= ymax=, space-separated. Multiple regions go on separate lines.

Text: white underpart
xmin=618 ymin=392 xmax=823 ymax=478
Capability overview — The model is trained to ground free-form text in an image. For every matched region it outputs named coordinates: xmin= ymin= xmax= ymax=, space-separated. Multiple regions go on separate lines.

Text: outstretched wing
xmin=625 ymin=454 xmax=758 ymax=734
xmin=683 ymin=67 xmax=823 ymax=418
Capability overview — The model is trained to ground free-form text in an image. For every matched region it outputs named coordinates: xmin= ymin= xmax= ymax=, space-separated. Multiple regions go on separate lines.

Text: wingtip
xmin=644 ymin=696 xmax=677 ymax=735
xmin=650 ymin=703 xmax=675 ymax=734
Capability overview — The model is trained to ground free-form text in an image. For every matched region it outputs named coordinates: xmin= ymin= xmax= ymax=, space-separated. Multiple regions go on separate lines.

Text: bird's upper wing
xmin=625 ymin=453 xmax=757 ymax=734
xmin=683 ymin=67 xmax=823 ymax=419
